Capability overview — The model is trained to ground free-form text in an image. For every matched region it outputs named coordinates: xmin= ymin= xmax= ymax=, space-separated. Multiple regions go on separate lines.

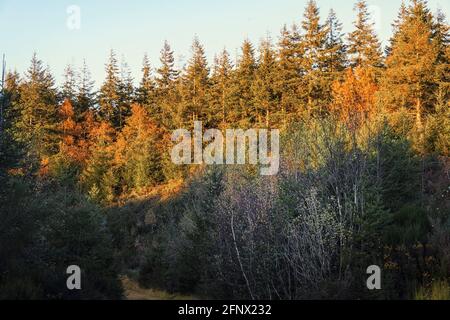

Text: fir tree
xmin=76 ymin=60 xmax=96 ymax=119
xmin=233 ymin=39 xmax=257 ymax=126
xmin=348 ymin=0 xmax=383 ymax=68
xmin=99 ymin=50 xmax=120 ymax=128
xmin=13 ymin=53 xmax=58 ymax=164
xmin=252 ymin=38 xmax=279 ymax=127
xmin=61 ymin=64 xmax=77 ymax=105
xmin=276 ymin=24 xmax=303 ymax=120
xmin=180 ymin=37 xmax=210 ymax=126
xmin=210 ymin=49 xmax=234 ymax=126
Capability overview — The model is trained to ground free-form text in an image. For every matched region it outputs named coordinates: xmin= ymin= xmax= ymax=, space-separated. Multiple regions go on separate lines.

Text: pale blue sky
xmin=0 ymin=0 xmax=448 ymax=87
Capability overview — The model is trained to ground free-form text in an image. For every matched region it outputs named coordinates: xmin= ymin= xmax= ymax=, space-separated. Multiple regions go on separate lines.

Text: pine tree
xmin=13 ymin=53 xmax=59 ymax=164
xmin=99 ymin=50 xmax=121 ymax=128
xmin=180 ymin=37 xmax=210 ymax=126
xmin=348 ymin=0 xmax=383 ymax=68
xmin=76 ymin=60 xmax=96 ymax=119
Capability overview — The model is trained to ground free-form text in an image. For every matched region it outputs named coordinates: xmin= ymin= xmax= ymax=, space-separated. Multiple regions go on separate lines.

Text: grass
xmin=121 ymin=276 xmax=196 ymax=300
xmin=415 ymin=280 xmax=450 ymax=300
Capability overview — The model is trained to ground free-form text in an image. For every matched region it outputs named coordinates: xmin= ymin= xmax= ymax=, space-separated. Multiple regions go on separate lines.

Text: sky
xmin=0 ymin=0 xmax=449 ymax=88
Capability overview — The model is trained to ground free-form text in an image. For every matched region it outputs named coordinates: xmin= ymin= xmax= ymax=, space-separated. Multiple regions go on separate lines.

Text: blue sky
xmin=0 ymin=0 xmax=448 ymax=87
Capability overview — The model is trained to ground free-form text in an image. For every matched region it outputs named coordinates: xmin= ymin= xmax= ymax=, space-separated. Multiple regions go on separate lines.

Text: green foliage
xmin=0 ymin=178 xmax=123 ymax=300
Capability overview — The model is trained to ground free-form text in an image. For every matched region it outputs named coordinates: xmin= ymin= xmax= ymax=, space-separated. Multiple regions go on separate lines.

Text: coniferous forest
xmin=0 ymin=0 xmax=449 ymax=300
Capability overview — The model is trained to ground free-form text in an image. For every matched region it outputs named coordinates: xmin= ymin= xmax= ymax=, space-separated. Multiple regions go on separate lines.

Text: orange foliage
xmin=58 ymin=99 xmax=93 ymax=164
xmin=330 ymin=67 xmax=379 ymax=128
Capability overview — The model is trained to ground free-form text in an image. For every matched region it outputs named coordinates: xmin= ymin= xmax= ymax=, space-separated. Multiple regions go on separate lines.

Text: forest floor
xmin=121 ymin=277 xmax=196 ymax=300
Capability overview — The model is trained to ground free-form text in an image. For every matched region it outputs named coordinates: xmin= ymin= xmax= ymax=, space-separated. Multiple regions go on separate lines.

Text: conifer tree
xmin=324 ymin=9 xmax=347 ymax=74
xmin=76 ymin=60 xmax=96 ymax=119
xmin=13 ymin=53 xmax=59 ymax=164
xmin=136 ymin=54 xmax=156 ymax=108
xmin=252 ymin=38 xmax=279 ymax=127
xmin=300 ymin=0 xmax=329 ymax=112
xmin=276 ymin=24 xmax=303 ymax=120
xmin=117 ymin=59 xmax=134 ymax=128
xmin=61 ymin=64 xmax=77 ymax=104
xmin=156 ymin=41 xmax=180 ymax=128
xmin=233 ymin=39 xmax=257 ymax=126
xmin=348 ymin=0 xmax=383 ymax=68
xmin=380 ymin=0 xmax=441 ymax=148
xmin=156 ymin=41 xmax=179 ymax=91
xmin=115 ymin=104 xmax=164 ymax=192
xmin=180 ymin=37 xmax=210 ymax=126
xmin=210 ymin=49 xmax=234 ymax=126
xmin=80 ymin=121 xmax=116 ymax=204
xmin=99 ymin=50 xmax=121 ymax=128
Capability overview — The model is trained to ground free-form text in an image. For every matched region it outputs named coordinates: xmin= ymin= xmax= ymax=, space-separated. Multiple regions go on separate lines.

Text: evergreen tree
xmin=99 ymin=50 xmax=121 ymax=128
xmin=61 ymin=64 xmax=77 ymax=104
xmin=156 ymin=41 xmax=180 ymax=128
xmin=233 ymin=39 xmax=257 ymax=126
xmin=117 ymin=58 xmax=135 ymax=128
xmin=380 ymin=0 xmax=441 ymax=149
xmin=136 ymin=54 xmax=156 ymax=108
xmin=76 ymin=60 xmax=96 ymax=119
xmin=13 ymin=53 xmax=59 ymax=165
xmin=180 ymin=37 xmax=210 ymax=126
xmin=348 ymin=0 xmax=383 ymax=68
xmin=115 ymin=104 xmax=164 ymax=192
xmin=156 ymin=41 xmax=179 ymax=91
xmin=276 ymin=24 xmax=303 ymax=121
xmin=210 ymin=49 xmax=234 ymax=126
xmin=80 ymin=121 xmax=116 ymax=204
xmin=252 ymin=38 xmax=279 ymax=127
xmin=323 ymin=9 xmax=347 ymax=74
xmin=300 ymin=0 xmax=329 ymax=112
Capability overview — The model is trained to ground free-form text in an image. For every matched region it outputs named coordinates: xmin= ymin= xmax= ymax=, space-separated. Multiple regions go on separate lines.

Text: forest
xmin=0 ymin=0 xmax=449 ymax=300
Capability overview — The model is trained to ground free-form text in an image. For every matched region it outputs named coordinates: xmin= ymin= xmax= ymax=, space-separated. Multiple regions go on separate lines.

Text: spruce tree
xmin=233 ymin=39 xmax=257 ymax=126
xmin=99 ymin=50 xmax=120 ymax=128
xmin=13 ymin=53 xmax=59 ymax=164
xmin=210 ymin=49 xmax=234 ymax=126
xmin=117 ymin=58 xmax=134 ymax=128
xmin=300 ymin=0 xmax=329 ymax=113
xmin=180 ymin=37 xmax=210 ymax=126
xmin=252 ymin=38 xmax=279 ymax=127
xmin=276 ymin=24 xmax=303 ymax=120
xmin=136 ymin=54 xmax=156 ymax=107
xmin=348 ymin=0 xmax=383 ymax=68
xmin=61 ymin=64 xmax=77 ymax=105
xmin=76 ymin=60 xmax=96 ymax=119
xmin=380 ymin=0 xmax=441 ymax=149
xmin=156 ymin=41 xmax=180 ymax=129
xmin=324 ymin=9 xmax=347 ymax=74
